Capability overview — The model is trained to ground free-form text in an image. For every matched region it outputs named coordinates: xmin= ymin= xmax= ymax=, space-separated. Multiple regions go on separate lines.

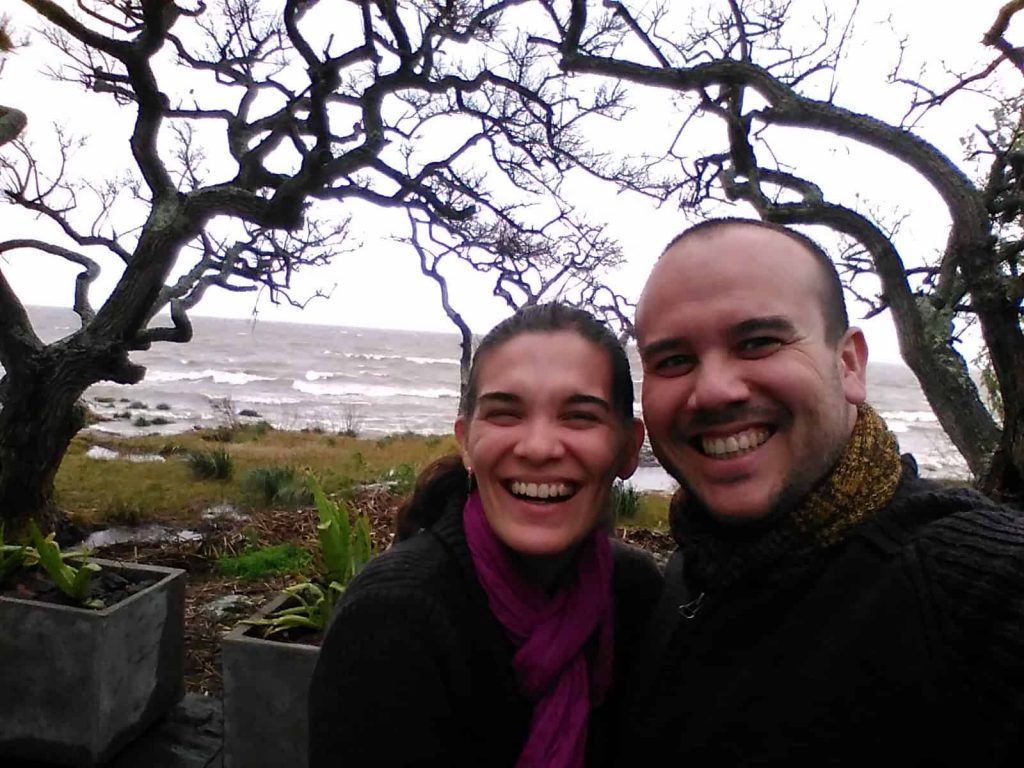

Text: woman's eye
xmin=564 ymin=411 xmax=601 ymax=425
xmin=482 ymin=410 xmax=519 ymax=424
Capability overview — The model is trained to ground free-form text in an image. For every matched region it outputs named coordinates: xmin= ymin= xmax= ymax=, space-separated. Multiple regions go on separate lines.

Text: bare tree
xmin=403 ymin=200 xmax=631 ymax=410
xmin=0 ymin=0 xmax=626 ymax=530
xmin=0 ymin=17 xmax=28 ymax=146
xmin=527 ymin=0 xmax=1024 ymax=502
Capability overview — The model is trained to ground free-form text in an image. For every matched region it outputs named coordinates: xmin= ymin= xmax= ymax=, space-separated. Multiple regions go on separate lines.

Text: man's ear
xmin=617 ymin=418 xmax=646 ymax=480
xmin=838 ymin=327 xmax=868 ymax=405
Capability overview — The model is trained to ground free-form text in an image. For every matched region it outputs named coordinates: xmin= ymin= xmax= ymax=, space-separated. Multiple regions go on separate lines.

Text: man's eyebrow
xmin=732 ymin=316 xmax=797 ymax=337
xmin=639 ymin=316 xmax=797 ymax=359
xmin=639 ymin=337 xmax=686 ymax=360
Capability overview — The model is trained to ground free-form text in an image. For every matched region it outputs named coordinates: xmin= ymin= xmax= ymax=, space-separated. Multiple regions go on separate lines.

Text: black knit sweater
xmin=618 ymin=458 xmax=1024 ymax=766
xmin=308 ymin=499 xmax=662 ymax=768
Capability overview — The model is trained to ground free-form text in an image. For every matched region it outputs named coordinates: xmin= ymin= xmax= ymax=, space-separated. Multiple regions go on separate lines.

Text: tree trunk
xmin=0 ymin=348 xmax=91 ymax=536
xmin=981 ymin=383 xmax=1024 ymax=506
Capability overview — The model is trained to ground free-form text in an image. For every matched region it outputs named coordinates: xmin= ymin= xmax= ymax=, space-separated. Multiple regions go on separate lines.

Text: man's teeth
xmin=509 ymin=481 xmax=573 ymax=500
xmin=701 ymin=428 xmax=770 ymax=458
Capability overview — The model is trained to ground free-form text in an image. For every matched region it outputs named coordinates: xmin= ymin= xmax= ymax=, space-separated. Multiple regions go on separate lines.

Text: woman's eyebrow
xmin=566 ymin=394 xmax=611 ymax=411
xmin=477 ymin=391 xmax=520 ymax=405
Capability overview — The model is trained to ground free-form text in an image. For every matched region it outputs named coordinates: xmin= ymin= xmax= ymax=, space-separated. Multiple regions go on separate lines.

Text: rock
xmin=201 ymin=595 xmax=257 ymax=623
xmin=201 ymin=504 xmax=249 ymax=523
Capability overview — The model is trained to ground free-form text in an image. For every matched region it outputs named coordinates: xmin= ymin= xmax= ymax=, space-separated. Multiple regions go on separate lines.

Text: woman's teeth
xmin=701 ymin=427 xmax=770 ymax=458
xmin=508 ymin=481 xmax=573 ymax=500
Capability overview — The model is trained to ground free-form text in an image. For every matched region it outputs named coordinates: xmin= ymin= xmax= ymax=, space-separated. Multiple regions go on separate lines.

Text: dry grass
xmin=56 ymin=426 xmax=460 ymax=529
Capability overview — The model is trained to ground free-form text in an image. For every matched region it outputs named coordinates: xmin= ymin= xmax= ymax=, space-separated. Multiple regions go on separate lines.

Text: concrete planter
xmin=222 ymin=591 xmax=321 ymax=768
xmin=0 ymin=558 xmax=186 ymax=767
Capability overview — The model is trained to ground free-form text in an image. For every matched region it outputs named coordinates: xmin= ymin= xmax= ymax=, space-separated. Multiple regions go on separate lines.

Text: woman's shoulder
xmin=342 ymin=529 xmax=457 ymax=604
xmin=609 ymin=538 xmax=663 ymax=601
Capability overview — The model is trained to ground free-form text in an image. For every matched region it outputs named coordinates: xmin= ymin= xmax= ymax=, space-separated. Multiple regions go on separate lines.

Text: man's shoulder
xmin=863 ymin=476 xmax=1024 ymax=617
xmin=859 ymin=464 xmax=1023 ymax=552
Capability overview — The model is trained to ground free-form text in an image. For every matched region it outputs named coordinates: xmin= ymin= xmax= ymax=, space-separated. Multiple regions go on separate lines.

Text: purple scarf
xmin=463 ymin=491 xmax=614 ymax=768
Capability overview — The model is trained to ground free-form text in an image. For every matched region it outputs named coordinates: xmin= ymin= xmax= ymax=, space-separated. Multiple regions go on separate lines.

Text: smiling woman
xmin=308 ymin=303 xmax=662 ymax=768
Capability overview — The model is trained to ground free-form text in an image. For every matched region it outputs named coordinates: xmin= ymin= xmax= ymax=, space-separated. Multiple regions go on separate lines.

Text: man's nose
xmin=686 ymin=355 xmax=750 ymax=411
xmin=513 ymin=418 xmax=566 ymax=462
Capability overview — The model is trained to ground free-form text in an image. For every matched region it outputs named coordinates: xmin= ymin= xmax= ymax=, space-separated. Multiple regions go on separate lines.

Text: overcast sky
xmin=0 ymin=1 xmax=1017 ymax=365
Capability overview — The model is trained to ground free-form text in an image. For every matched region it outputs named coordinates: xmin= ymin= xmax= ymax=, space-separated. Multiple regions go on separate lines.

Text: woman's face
xmin=455 ymin=330 xmax=644 ymax=557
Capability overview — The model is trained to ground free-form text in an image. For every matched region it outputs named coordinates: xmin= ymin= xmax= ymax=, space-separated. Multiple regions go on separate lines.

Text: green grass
xmin=217 ymin=543 xmax=313 ymax=581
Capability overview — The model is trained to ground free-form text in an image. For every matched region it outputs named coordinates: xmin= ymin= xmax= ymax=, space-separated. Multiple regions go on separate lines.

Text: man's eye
xmin=737 ymin=337 xmax=782 ymax=356
xmin=649 ymin=354 xmax=695 ymax=375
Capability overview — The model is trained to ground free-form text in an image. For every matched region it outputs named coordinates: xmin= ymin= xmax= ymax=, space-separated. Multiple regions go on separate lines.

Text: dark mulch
xmin=82 ymin=488 xmax=674 ymax=697
xmin=0 ymin=565 xmax=159 ymax=608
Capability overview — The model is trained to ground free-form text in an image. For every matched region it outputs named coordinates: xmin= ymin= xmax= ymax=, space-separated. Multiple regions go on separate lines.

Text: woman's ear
xmin=454 ymin=416 xmax=470 ymax=467
xmin=617 ymin=418 xmax=646 ymax=480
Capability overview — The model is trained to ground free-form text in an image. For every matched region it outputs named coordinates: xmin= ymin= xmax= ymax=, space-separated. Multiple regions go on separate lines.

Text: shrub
xmin=243 ymin=466 xmax=310 ymax=506
xmin=105 ymin=499 xmax=146 ymax=525
xmin=340 ymin=403 xmax=364 ymax=438
xmin=381 ymin=463 xmax=417 ymax=496
xmin=155 ymin=402 xmax=171 ymax=411
xmin=611 ymin=480 xmax=641 ymax=522
xmin=185 ymin=447 xmax=234 ymax=480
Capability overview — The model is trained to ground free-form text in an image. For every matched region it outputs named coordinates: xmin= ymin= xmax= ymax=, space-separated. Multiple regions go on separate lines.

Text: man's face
xmin=636 ymin=225 xmax=868 ymax=522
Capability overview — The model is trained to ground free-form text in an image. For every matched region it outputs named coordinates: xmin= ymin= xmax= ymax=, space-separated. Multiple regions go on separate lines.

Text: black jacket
xmin=309 ymin=499 xmax=662 ymax=767
xmin=619 ymin=460 xmax=1024 ymax=766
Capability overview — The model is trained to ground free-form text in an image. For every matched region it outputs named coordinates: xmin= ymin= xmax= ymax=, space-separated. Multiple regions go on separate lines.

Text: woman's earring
xmin=466 ymin=466 xmax=475 ymax=494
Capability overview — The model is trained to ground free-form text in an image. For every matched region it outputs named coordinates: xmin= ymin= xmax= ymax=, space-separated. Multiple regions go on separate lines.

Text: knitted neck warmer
xmin=671 ymin=404 xmax=903 ymax=594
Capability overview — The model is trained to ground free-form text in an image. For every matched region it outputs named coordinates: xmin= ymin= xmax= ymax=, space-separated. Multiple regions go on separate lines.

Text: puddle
xmin=85 ymin=446 xmax=165 ymax=463
xmin=80 ymin=524 xmax=202 ymax=550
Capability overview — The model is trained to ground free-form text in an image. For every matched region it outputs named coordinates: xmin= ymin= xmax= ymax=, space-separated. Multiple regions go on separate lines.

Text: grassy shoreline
xmin=57 ymin=424 xmax=671 ymax=532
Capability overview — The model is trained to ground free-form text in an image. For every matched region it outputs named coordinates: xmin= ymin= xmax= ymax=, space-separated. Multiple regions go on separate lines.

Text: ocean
xmin=17 ymin=305 xmax=971 ymax=492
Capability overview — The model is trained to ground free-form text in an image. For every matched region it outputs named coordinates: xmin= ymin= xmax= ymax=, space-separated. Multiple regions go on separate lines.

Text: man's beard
xmin=655 ymin=436 xmax=846 ymax=537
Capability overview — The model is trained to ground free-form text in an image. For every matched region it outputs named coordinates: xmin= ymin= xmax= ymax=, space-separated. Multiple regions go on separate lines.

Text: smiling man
xmin=621 ymin=219 xmax=1024 ymax=766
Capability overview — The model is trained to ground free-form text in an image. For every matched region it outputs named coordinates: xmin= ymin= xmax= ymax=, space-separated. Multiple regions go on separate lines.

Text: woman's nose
xmin=513 ymin=418 xmax=566 ymax=462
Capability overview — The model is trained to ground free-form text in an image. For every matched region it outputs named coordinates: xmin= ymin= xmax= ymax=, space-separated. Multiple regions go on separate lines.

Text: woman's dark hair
xmin=395 ymin=302 xmax=635 ymax=540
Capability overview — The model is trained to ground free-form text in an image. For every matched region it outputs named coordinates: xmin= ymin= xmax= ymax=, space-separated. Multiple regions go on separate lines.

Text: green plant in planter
xmin=244 ymin=473 xmax=375 ymax=638
xmin=28 ymin=521 xmax=104 ymax=609
xmin=0 ymin=524 xmax=29 ymax=584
